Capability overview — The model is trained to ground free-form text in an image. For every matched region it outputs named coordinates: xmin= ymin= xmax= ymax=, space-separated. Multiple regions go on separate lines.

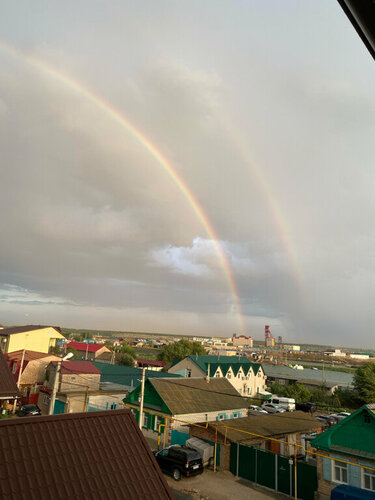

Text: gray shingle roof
xmin=207 ymin=411 xmax=321 ymax=443
xmin=0 ymin=409 xmax=173 ymax=500
xmin=150 ymin=377 xmax=248 ymax=415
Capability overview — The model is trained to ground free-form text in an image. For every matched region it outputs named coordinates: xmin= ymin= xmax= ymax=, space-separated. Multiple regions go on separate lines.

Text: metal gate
xmin=230 ymin=443 xmax=317 ymax=500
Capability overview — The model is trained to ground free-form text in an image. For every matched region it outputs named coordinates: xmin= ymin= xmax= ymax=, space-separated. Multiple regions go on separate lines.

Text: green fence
xmin=230 ymin=443 xmax=317 ymax=500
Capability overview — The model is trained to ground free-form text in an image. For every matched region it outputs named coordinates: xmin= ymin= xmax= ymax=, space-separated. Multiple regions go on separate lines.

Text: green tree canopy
xmin=118 ymin=354 xmax=136 ymax=367
xmin=353 ymin=363 xmax=375 ymax=404
xmin=157 ymin=339 xmax=205 ymax=363
xmin=118 ymin=342 xmax=136 ymax=358
xmin=66 ymin=346 xmax=78 ymax=359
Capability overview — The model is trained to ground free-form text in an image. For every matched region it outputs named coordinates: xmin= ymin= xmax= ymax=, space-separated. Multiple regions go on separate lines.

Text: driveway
xmin=165 ymin=469 xmax=285 ymax=500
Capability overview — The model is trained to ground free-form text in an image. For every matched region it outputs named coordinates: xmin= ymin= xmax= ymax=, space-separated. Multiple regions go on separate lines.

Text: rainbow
xmin=0 ymin=41 xmax=246 ymax=333
xmin=218 ymin=118 xmax=303 ymax=296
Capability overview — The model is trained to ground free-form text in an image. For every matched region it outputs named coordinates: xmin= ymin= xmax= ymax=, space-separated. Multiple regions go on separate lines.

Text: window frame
xmin=362 ymin=467 xmax=375 ymax=491
xmin=332 ymin=460 xmax=348 ymax=484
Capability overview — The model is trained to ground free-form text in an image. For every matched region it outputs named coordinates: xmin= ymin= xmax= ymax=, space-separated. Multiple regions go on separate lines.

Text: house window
xmin=215 ymin=371 xmax=220 ymax=377
xmin=43 ymin=395 xmax=50 ymax=405
xmin=12 ymin=362 xmax=17 ymax=374
xmin=363 ymin=468 xmax=375 ymax=491
xmin=142 ymin=413 xmax=148 ymax=428
xmin=187 ymin=369 xmax=192 ymax=378
xmin=217 ymin=414 xmax=226 ymax=421
xmin=226 ymin=373 xmax=231 ymax=379
xmin=333 ymin=460 xmax=348 ymax=484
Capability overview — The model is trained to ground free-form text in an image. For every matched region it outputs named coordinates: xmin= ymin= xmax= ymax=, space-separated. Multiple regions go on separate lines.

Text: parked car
xmin=261 ymin=403 xmax=286 ymax=414
xmin=295 ymin=402 xmax=317 ymax=413
xmin=16 ymin=404 xmax=42 ymax=417
xmin=153 ymin=445 xmax=203 ymax=481
xmin=248 ymin=405 xmax=268 ymax=414
xmin=329 ymin=412 xmax=351 ymax=423
xmin=315 ymin=415 xmax=337 ymax=427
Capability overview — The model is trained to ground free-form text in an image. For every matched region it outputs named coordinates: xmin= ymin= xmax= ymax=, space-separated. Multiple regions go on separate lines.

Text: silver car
xmin=261 ymin=403 xmax=286 ymax=414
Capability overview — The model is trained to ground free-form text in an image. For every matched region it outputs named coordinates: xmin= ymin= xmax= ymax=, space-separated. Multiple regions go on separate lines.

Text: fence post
xmin=275 ymin=453 xmax=278 ymax=492
xmin=289 ymin=457 xmax=293 ymax=497
xmin=236 ymin=443 xmax=239 ymax=477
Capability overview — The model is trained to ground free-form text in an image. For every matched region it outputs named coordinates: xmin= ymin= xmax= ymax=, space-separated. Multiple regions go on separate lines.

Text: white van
xmin=267 ymin=396 xmax=295 ymax=411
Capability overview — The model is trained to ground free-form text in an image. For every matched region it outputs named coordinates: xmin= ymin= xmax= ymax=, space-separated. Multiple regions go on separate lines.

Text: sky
xmin=0 ymin=1 xmax=374 ymax=346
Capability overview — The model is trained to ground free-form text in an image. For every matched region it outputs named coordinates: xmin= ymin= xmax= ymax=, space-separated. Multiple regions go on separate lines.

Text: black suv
xmin=295 ymin=402 xmax=317 ymax=413
xmin=153 ymin=445 xmax=203 ymax=481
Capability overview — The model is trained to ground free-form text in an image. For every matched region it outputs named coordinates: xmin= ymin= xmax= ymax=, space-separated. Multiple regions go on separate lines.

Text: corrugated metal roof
xmin=0 ymin=351 xmax=21 ymax=399
xmin=149 ymin=377 xmax=248 ymax=415
xmin=181 ymin=355 xmax=262 ymax=377
xmin=90 ymin=361 xmax=180 ymax=386
xmin=0 ymin=325 xmax=62 ymax=336
xmin=5 ymin=350 xmax=58 ymax=362
xmin=311 ymin=405 xmax=375 ymax=455
xmin=50 ymin=361 xmax=102 ymax=375
xmin=0 ymin=409 xmax=173 ymax=500
xmin=263 ymin=363 xmax=353 ymax=387
xmin=67 ymin=341 xmax=109 ymax=353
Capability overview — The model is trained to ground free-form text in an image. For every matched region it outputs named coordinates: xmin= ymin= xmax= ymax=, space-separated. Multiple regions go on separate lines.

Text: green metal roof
xmin=90 ymin=361 xmax=180 ymax=388
xmin=185 ymin=355 xmax=262 ymax=377
xmin=311 ymin=405 xmax=375 ymax=458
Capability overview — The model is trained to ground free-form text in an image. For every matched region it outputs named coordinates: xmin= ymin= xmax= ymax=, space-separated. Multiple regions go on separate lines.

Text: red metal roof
xmin=67 ymin=341 xmax=109 ymax=353
xmin=0 ymin=351 xmax=21 ymax=399
xmin=5 ymin=350 xmax=58 ymax=362
xmin=50 ymin=361 xmax=102 ymax=375
xmin=0 ymin=409 xmax=173 ymax=499
xmin=136 ymin=358 xmax=166 ymax=367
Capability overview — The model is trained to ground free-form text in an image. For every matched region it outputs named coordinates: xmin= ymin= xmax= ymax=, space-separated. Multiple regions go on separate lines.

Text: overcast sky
xmin=0 ymin=1 xmax=374 ymax=346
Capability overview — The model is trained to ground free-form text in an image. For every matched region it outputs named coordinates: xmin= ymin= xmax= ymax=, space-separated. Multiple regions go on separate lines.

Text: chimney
xmin=206 ymin=363 xmax=210 ymax=383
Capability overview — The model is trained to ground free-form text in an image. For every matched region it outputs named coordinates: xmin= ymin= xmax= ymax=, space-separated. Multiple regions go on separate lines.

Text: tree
xmin=119 ymin=342 xmax=136 ymax=358
xmin=66 ymin=346 xmax=78 ymax=359
xmin=157 ymin=339 xmax=206 ymax=363
xmin=118 ymin=354 xmax=135 ymax=367
xmin=353 ymin=363 xmax=375 ymax=404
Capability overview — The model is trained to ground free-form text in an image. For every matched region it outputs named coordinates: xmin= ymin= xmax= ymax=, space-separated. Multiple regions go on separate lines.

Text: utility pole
xmin=48 ymin=352 xmax=73 ymax=415
xmin=49 ymin=360 xmax=61 ymax=415
xmin=138 ymin=367 xmax=146 ymax=430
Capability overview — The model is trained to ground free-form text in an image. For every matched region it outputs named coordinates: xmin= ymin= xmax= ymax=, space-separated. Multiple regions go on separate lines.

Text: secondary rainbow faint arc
xmin=0 ymin=41 xmax=246 ymax=333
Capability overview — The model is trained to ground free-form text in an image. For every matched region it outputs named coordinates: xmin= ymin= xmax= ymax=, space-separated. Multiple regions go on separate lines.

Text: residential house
xmin=38 ymin=360 xmax=101 ymax=414
xmin=0 ymin=409 xmax=173 ymax=500
xmin=124 ymin=377 xmax=248 ymax=447
xmin=311 ymin=404 xmax=375 ymax=498
xmin=190 ymin=411 xmax=322 ymax=470
xmin=0 ymin=325 xmax=65 ymax=354
xmin=66 ymin=341 xmax=111 ymax=360
xmin=0 ymin=350 xmax=21 ymax=411
xmin=5 ymin=350 xmax=61 ymax=404
xmin=168 ymin=355 xmax=267 ymax=397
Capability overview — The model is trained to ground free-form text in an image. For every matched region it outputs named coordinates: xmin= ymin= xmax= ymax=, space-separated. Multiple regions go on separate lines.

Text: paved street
xmin=165 ymin=469 xmax=285 ymax=500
